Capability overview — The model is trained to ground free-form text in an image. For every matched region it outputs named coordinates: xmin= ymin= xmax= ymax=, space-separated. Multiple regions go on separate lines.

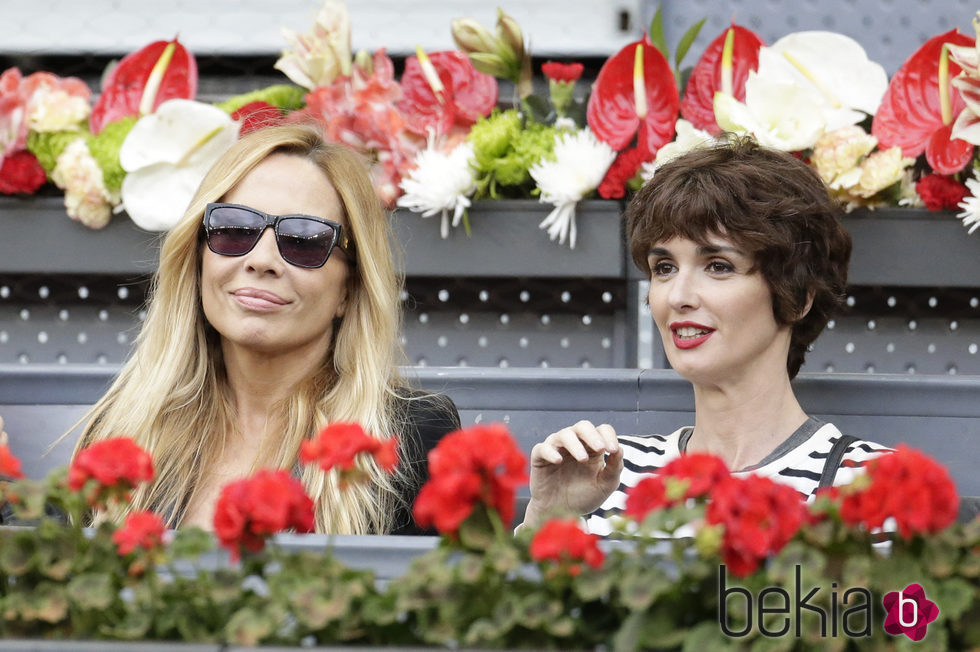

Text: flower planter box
xmin=0 ymin=197 xmax=626 ymax=279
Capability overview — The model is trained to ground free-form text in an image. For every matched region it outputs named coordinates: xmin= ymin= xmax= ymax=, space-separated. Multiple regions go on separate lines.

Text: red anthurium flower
xmin=398 ymin=49 xmax=497 ymax=140
xmin=529 ymin=518 xmax=604 ymax=576
xmin=90 ymin=38 xmax=198 ymax=134
xmin=68 ymin=437 xmax=154 ymax=506
xmin=872 ymin=30 xmax=975 ymax=175
xmin=541 ymin=61 xmax=584 ymax=83
xmin=680 ymin=24 xmax=765 ymax=135
xmin=588 ymin=35 xmax=678 ymax=199
xmin=0 ymin=443 xmax=24 ymax=479
xmin=587 ymin=35 xmax=678 ymax=154
xmin=0 ymin=150 xmax=46 ymax=195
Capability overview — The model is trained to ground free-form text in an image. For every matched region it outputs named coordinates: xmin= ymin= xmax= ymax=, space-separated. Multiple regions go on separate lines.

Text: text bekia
xmin=718 ymin=565 xmax=872 ymax=639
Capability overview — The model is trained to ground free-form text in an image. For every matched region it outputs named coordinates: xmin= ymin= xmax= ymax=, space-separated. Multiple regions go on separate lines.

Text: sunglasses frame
xmin=202 ymin=202 xmax=355 ymax=269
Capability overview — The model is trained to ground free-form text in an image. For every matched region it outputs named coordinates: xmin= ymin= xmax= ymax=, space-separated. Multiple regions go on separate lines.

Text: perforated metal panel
xmin=647 ymin=0 xmax=977 ymax=75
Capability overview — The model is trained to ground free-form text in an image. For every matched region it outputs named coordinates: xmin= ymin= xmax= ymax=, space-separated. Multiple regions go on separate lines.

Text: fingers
xmin=530 ymin=421 xmax=619 ymax=466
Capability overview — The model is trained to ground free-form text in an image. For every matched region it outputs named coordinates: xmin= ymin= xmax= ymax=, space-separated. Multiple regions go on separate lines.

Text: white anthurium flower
xmin=715 ymin=71 xmax=826 ymax=151
xmin=766 ymin=31 xmax=888 ymax=127
xmin=119 ymin=99 xmax=240 ymax=231
xmin=641 ymin=119 xmax=716 ymax=182
xmin=530 ymin=129 xmax=616 ymax=249
xmin=397 ymin=141 xmax=477 ymax=239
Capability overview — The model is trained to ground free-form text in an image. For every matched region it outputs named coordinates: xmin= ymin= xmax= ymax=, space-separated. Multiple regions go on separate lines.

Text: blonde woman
xmin=72 ymin=124 xmax=459 ymax=534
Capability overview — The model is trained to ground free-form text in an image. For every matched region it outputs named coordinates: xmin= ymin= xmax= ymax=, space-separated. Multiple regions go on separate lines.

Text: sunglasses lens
xmin=277 ymin=217 xmax=337 ymax=267
xmin=206 ymin=206 xmax=264 ymax=255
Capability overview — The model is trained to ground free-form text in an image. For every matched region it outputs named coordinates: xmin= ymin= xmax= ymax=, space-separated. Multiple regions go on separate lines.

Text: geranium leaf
xmin=680 ymin=24 xmax=765 ymax=135
xmin=587 ymin=36 xmax=679 ymax=154
xmin=871 ymin=29 xmax=974 ymax=158
xmin=90 ymin=39 xmax=197 ymax=134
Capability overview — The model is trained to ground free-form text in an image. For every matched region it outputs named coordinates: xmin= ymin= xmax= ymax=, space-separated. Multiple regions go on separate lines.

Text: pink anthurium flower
xmin=872 ymin=29 xmax=976 ymax=176
xmin=398 ymin=49 xmax=497 ymax=142
xmin=587 ymin=35 xmax=678 ymax=198
xmin=680 ymin=24 xmax=765 ymax=135
xmin=90 ymin=39 xmax=197 ymax=134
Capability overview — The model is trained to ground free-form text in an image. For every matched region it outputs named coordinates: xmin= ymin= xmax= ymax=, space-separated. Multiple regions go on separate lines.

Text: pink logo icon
xmin=882 ymin=583 xmax=939 ymax=641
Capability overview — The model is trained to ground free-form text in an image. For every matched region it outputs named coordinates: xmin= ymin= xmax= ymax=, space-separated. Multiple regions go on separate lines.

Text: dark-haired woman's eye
xmin=707 ymin=260 xmax=735 ymax=274
xmin=652 ymin=261 xmax=676 ymax=277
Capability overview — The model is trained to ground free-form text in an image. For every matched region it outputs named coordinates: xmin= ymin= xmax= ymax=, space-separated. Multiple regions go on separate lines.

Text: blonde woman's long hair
xmin=73 ymin=124 xmax=410 ymax=533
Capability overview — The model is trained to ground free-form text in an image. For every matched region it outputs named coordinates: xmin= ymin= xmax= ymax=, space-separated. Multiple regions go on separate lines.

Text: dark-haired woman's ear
xmin=797 ymin=290 xmax=815 ymax=321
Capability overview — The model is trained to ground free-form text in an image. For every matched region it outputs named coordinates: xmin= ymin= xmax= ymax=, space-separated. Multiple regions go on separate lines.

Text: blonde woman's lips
xmin=232 ymin=287 xmax=289 ymax=311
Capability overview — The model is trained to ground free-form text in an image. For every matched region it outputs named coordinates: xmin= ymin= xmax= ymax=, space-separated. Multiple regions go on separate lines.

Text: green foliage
xmin=88 ymin=117 xmax=137 ymax=192
xmin=467 ymin=109 xmax=557 ymax=198
xmin=215 ymin=84 xmax=307 ymax=114
xmin=1 ymin=466 xmax=980 ymax=648
xmin=25 ymin=130 xmax=81 ymax=175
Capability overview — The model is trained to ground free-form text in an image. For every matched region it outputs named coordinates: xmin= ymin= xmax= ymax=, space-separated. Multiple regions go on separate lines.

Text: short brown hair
xmin=625 ymin=136 xmax=852 ymax=379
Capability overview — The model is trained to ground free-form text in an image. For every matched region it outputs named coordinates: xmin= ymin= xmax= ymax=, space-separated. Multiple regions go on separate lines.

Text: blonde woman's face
xmin=201 ymin=153 xmax=350 ymax=359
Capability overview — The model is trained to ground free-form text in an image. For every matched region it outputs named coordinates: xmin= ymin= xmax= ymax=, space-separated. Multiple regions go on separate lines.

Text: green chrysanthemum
xmin=88 ymin=116 xmax=138 ymax=192
xmin=216 ymin=84 xmax=307 ymax=114
xmin=468 ymin=110 xmax=557 ymax=197
xmin=26 ymin=130 xmax=82 ymax=175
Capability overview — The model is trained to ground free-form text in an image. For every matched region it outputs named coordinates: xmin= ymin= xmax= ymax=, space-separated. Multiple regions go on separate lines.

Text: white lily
xmin=397 ymin=140 xmax=477 ymax=239
xmin=530 ymin=129 xmax=616 ymax=249
xmin=274 ymin=0 xmax=352 ymax=90
xmin=119 ymin=99 xmax=240 ymax=231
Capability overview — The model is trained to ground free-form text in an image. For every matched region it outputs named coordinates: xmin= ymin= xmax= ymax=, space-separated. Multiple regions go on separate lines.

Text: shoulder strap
xmin=818 ymin=435 xmax=859 ymax=489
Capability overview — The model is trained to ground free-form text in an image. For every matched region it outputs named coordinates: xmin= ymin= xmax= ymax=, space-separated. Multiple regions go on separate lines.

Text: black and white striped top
xmin=585 ymin=418 xmax=892 ymax=536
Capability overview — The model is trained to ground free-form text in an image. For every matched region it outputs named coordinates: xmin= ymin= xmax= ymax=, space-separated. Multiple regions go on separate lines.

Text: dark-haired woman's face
xmin=646 ymin=235 xmax=792 ymax=386
xmin=201 ymin=153 xmax=350 ymax=360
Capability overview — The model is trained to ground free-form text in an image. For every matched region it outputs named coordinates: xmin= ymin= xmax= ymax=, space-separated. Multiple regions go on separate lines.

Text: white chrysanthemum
xmin=51 ymin=138 xmax=118 ymax=229
xmin=397 ymin=141 xmax=477 ymax=239
xmin=530 ymin=129 xmax=616 ymax=248
xmin=958 ymin=170 xmax=980 ymax=234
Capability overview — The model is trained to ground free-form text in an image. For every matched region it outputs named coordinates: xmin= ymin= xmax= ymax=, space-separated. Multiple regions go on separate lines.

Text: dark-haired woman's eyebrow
xmin=697 ymin=244 xmax=742 ymax=256
xmin=648 ymin=246 xmax=671 ymax=257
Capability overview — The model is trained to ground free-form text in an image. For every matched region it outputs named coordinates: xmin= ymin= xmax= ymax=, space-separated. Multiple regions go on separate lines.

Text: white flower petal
xmin=119 ymin=99 xmax=237 ymax=171
xmin=768 ymin=31 xmax=888 ymax=116
xmin=121 ymin=162 xmax=209 ymax=231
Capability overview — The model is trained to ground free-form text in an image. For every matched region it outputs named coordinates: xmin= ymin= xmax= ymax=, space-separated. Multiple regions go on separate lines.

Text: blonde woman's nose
xmin=244 ymin=229 xmax=286 ymax=274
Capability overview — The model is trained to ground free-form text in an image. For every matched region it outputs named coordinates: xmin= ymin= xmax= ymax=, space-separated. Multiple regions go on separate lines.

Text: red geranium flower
xmin=299 ymin=421 xmax=398 ymax=487
xmin=0 ymin=443 xmax=24 ymax=479
xmin=0 ymin=150 xmax=47 ymax=195
xmin=541 ymin=62 xmax=584 ymax=83
xmin=213 ymin=469 xmax=314 ymax=561
xmin=916 ymin=173 xmax=969 ymax=210
xmin=625 ymin=453 xmax=730 ymax=521
xmin=837 ymin=446 xmax=958 ymax=539
xmin=112 ymin=510 xmax=166 ymax=556
xmin=706 ymin=475 xmax=807 ymax=577
xmin=413 ymin=424 xmax=528 ymax=536
xmin=68 ymin=437 xmax=154 ymax=506
xmin=680 ymin=24 xmax=765 ymax=136
xmin=529 ymin=518 xmax=604 ymax=576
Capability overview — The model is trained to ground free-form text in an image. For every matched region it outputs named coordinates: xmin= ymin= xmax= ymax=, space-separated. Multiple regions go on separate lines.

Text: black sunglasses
xmin=202 ymin=202 xmax=355 ymax=269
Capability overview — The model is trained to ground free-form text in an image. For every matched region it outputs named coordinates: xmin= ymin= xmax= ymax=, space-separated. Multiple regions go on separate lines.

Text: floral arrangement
xmin=1 ymin=421 xmax=979 ymax=649
xmin=4 ymin=3 xmax=980 ymax=247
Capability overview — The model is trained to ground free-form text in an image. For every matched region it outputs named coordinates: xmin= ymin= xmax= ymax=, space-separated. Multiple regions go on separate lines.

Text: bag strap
xmin=818 ymin=435 xmax=859 ymax=489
